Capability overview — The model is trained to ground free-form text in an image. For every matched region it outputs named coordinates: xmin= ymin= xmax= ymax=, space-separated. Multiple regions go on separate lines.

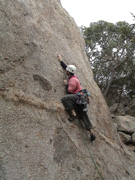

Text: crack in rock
xmin=0 ymin=89 xmax=63 ymax=112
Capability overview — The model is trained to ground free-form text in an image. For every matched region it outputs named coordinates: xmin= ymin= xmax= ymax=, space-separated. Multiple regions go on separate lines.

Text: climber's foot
xmin=68 ymin=115 xmax=76 ymax=122
xmin=90 ymin=133 xmax=96 ymax=142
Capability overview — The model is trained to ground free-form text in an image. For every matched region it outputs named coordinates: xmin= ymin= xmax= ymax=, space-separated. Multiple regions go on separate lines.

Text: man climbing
xmin=57 ymin=55 xmax=96 ymax=141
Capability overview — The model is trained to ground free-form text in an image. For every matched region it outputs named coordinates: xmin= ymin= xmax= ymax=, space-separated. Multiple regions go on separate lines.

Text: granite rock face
xmin=0 ymin=0 xmax=135 ymax=180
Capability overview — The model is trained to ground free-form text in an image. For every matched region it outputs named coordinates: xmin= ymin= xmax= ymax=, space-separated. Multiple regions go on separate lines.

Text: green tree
xmin=131 ymin=13 xmax=135 ymax=19
xmin=82 ymin=21 xmax=135 ymax=104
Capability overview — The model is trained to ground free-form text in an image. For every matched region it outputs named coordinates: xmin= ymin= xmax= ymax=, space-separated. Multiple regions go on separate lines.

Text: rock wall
xmin=0 ymin=0 xmax=135 ymax=179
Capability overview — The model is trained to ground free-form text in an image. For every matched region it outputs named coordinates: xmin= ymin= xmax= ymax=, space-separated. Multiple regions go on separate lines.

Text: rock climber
xmin=57 ymin=55 xmax=96 ymax=141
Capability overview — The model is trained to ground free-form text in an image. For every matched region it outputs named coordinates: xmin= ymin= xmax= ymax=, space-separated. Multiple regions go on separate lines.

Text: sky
xmin=60 ymin=0 xmax=135 ymax=27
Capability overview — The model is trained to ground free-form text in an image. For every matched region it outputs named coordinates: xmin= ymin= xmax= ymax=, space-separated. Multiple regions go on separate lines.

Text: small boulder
xmin=116 ymin=115 xmax=135 ymax=134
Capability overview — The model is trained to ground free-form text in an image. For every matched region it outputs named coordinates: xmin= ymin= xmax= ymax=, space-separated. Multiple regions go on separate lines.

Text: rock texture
xmin=114 ymin=114 xmax=135 ymax=149
xmin=117 ymin=115 xmax=135 ymax=134
xmin=118 ymin=132 xmax=131 ymax=144
xmin=0 ymin=0 xmax=135 ymax=180
xmin=131 ymin=132 xmax=135 ymax=145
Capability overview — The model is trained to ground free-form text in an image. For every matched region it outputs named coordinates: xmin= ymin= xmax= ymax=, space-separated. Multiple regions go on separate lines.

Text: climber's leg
xmin=78 ymin=105 xmax=96 ymax=141
xmin=61 ymin=94 xmax=77 ymax=121
xmin=82 ymin=112 xmax=96 ymax=141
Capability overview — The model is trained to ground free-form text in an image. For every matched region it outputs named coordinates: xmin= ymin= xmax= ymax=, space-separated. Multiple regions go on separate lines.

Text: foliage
xmin=81 ymin=21 xmax=135 ymax=104
xmin=131 ymin=13 xmax=135 ymax=19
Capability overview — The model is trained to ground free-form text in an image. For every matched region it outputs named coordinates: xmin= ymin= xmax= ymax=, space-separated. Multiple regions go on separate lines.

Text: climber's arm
xmin=57 ymin=55 xmax=67 ymax=70
xmin=60 ymin=61 xmax=67 ymax=70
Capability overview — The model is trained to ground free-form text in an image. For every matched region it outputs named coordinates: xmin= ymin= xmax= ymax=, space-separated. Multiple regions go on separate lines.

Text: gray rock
xmin=118 ymin=132 xmax=131 ymax=144
xmin=0 ymin=0 xmax=135 ymax=180
xmin=131 ymin=132 xmax=135 ymax=145
xmin=116 ymin=115 xmax=135 ymax=134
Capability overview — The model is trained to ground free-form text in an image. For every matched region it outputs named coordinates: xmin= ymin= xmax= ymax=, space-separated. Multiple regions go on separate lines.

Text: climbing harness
xmin=76 ymin=89 xmax=90 ymax=105
xmin=77 ymin=119 xmax=105 ymax=180
xmin=76 ymin=89 xmax=90 ymax=111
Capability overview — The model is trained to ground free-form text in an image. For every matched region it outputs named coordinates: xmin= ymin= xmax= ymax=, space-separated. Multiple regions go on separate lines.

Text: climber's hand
xmin=57 ymin=55 xmax=62 ymax=62
xmin=64 ymin=80 xmax=67 ymax=85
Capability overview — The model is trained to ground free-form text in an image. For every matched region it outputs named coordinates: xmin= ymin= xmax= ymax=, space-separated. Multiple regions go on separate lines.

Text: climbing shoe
xmin=68 ymin=115 xmax=76 ymax=122
xmin=90 ymin=133 xmax=96 ymax=142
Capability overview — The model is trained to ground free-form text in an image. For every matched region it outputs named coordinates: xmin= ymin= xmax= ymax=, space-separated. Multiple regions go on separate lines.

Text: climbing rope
xmin=77 ymin=119 xmax=105 ymax=180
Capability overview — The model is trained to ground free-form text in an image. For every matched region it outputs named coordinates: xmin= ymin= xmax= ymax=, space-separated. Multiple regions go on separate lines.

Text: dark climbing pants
xmin=61 ymin=94 xmax=77 ymax=111
xmin=61 ymin=94 xmax=92 ymax=130
xmin=77 ymin=105 xmax=92 ymax=130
